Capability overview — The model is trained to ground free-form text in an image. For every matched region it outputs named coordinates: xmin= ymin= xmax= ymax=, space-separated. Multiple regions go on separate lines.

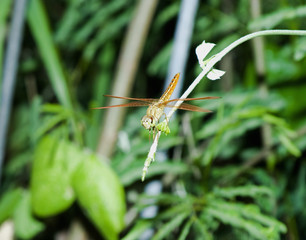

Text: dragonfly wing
xmin=163 ymin=102 xmax=212 ymax=112
xmin=92 ymin=101 xmax=150 ymax=109
xmin=164 ymin=96 xmax=221 ymax=104
xmin=104 ymin=95 xmax=156 ymax=104
xmin=156 ymin=96 xmax=220 ymax=112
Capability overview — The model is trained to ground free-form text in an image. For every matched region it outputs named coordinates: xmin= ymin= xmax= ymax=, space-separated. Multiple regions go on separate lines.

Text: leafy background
xmin=0 ymin=0 xmax=306 ymax=239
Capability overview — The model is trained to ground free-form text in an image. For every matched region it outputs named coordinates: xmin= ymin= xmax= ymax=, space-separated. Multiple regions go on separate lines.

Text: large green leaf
xmin=72 ymin=155 xmax=126 ymax=240
xmin=31 ymin=135 xmax=125 ymax=239
xmin=30 ymin=136 xmax=82 ymax=216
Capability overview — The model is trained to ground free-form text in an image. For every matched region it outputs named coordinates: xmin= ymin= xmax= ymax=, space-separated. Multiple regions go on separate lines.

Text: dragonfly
xmin=93 ymin=73 xmax=220 ymax=134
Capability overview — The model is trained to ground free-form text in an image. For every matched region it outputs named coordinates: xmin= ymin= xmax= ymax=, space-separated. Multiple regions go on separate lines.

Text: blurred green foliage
xmin=0 ymin=0 xmax=306 ymax=239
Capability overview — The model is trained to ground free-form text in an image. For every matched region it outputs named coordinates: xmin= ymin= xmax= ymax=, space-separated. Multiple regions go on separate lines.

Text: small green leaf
xmin=205 ymin=205 xmax=268 ymax=240
xmin=206 ymin=199 xmax=286 ymax=239
xmin=41 ymin=103 xmax=68 ymax=114
xmin=34 ymin=114 xmax=68 ymax=139
xmin=158 ymin=204 xmax=191 ymax=220
xmin=213 ymin=185 xmax=273 ymax=199
xmin=139 ymin=193 xmax=186 ymax=207
xmin=0 ymin=188 xmax=23 ymax=223
xmin=121 ymin=220 xmax=152 ymax=240
xmin=193 ymin=218 xmax=213 ymax=240
xmin=156 ymin=121 xmax=170 ymax=135
xmin=263 ymin=114 xmax=288 ymax=127
xmin=248 ymin=6 xmax=306 ymax=30
xmin=152 ymin=212 xmax=189 ymax=240
xmin=279 ymin=134 xmax=301 ymax=157
xmin=121 ymin=161 xmax=189 ymax=186
xmin=14 ymin=190 xmax=45 ymax=239
xmin=178 ymin=217 xmax=193 ymax=240
xmin=72 ymin=155 xmax=125 ymax=240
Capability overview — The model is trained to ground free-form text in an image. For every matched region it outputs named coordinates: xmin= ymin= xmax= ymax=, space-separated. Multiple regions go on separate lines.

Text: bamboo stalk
xmin=0 ymin=0 xmax=27 ymax=185
xmin=97 ymin=0 xmax=159 ymax=160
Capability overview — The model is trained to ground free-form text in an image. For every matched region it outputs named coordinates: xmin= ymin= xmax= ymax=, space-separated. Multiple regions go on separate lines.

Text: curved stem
xmin=167 ymin=30 xmax=306 ymax=120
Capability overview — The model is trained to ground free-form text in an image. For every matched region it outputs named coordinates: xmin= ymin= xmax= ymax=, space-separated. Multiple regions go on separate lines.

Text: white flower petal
xmin=195 ymin=41 xmax=215 ymax=62
xmin=207 ymin=69 xmax=226 ymax=80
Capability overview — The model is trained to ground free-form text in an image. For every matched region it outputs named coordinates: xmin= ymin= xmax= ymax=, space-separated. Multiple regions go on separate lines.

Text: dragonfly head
xmin=141 ymin=115 xmax=156 ymax=130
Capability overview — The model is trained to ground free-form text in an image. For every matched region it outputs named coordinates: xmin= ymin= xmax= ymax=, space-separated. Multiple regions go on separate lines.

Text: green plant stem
xmin=27 ymin=0 xmax=82 ymax=144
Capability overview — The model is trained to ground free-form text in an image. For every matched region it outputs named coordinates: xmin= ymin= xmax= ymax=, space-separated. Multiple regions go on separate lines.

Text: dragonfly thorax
xmin=141 ymin=104 xmax=164 ymax=130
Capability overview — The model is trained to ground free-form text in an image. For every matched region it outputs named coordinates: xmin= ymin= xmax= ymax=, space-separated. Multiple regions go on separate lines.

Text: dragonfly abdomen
xmin=159 ymin=73 xmax=180 ymax=103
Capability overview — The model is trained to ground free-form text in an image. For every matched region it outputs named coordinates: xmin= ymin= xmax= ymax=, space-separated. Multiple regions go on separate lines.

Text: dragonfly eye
xmin=141 ymin=116 xmax=154 ymax=130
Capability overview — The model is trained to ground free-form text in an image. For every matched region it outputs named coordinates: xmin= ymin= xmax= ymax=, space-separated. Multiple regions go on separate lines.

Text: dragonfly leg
xmin=152 ymin=128 xmax=155 ymax=140
xmin=148 ymin=129 xmax=151 ymax=142
xmin=148 ymin=125 xmax=157 ymax=141
xmin=164 ymin=113 xmax=169 ymax=126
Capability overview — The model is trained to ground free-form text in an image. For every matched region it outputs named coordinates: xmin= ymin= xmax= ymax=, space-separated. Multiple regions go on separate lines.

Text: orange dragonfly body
xmin=93 ymin=73 xmax=220 ymax=131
